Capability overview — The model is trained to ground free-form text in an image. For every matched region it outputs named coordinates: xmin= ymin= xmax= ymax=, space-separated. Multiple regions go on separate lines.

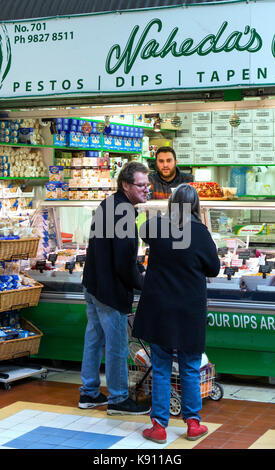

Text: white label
xmin=233 ymin=137 xmax=253 ymax=151
xmin=252 ymin=109 xmax=274 ymax=122
xmin=192 ymin=123 xmax=212 ymax=137
xmin=233 ymin=123 xmax=253 ymax=137
xmin=253 ymin=122 xmax=274 ymax=136
xmin=212 ymin=123 xmax=232 ymax=137
xmin=233 ymin=151 xmax=254 ymax=164
xmin=194 ymin=151 xmax=214 ymax=163
xmin=212 ymin=137 xmax=232 ymax=151
xmin=253 ymin=137 xmax=274 ymax=151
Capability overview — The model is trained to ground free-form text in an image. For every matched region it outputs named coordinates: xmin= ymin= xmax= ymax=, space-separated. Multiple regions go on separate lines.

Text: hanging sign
xmin=0 ymin=0 xmax=274 ymax=99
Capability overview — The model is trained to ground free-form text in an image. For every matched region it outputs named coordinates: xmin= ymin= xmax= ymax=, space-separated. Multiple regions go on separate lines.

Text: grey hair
xmin=167 ymin=183 xmax=202 ymax=227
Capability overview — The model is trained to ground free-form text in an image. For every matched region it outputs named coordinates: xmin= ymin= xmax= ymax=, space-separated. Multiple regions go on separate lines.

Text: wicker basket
xmin=0 ymin=237 xmax=40 ymax=261
xmin=0 ymin=318 xmax=43 ymax=361
xmin=0 ymin=273 xmax=43 ymax=313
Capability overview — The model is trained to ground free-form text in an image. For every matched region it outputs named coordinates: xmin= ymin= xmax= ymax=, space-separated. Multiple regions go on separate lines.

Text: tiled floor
xmin=0 ymin=363 xmax=275 ymax=450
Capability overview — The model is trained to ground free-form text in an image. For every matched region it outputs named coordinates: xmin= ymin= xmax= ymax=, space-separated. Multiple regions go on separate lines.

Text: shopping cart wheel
xmin=209 ymin=382 xmax=224 ymax=401
xmin=170 ymin=396 xmax=181 ymax=416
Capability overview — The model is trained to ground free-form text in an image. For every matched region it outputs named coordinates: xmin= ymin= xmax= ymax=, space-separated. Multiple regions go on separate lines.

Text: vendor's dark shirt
xmin=148 ymin=167 xmax=193 ymax=199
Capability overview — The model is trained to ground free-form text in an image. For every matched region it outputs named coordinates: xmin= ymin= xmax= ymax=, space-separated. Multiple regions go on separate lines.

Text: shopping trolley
xmin=127 ymin=312 xmax=224 ymax=417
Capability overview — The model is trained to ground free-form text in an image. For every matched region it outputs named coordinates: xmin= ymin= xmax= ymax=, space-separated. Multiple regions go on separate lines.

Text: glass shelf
xmin=55 ymin=146 xmax=141 ymax=154
xmin=0 ymin=143 xmax=53 ymax=149
xmin=0 ymin=177 xmax=48 ymax=180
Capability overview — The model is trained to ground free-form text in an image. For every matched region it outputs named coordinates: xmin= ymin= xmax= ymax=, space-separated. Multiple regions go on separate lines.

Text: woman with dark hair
xmin=132 ymin=183 xmax=220 ymax=443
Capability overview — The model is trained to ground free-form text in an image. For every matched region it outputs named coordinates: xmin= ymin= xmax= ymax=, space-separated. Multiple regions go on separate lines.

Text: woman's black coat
xmin=132 ymin=215 xmax=220 ymax=353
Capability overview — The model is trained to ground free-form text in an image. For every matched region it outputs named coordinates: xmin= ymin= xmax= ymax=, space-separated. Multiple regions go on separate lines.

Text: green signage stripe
xmin=1 ymin=82 xmax=274 ymax=101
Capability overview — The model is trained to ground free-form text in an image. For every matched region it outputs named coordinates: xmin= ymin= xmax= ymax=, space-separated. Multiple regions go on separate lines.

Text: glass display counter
xmin=21 ymin=199 xmax=275 ymax=377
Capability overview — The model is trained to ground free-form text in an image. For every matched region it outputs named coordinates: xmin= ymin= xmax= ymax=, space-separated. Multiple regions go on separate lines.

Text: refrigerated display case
xmin=21 ymin=198 xmax=275 ymax=377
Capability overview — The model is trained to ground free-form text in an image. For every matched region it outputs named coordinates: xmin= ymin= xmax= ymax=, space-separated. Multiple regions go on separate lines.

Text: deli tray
xmin=199 ymin=197 xmax=237 ymax=200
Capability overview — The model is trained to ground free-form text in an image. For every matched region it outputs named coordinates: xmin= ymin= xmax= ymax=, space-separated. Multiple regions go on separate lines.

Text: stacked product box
xmin=0 ymin=120 xmax=22 ymax=144
xmin=0 ymin=119 xmax=45 ymax=146
xmin=45 ymin=166 xmax=69 ymax=201
xmin=0 ymin=155 xmax=10 ymax=177
xmin=53 ymin=119 xmax=143 ymax=152
xmin=68 ymin=151 xmax=113 ymax=201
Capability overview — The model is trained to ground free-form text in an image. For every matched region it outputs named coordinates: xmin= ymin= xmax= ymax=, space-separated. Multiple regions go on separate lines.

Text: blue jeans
xmin=80 ymin=287 xmax=129 ymax=404
xmin=150 ymin=343 xmax=202 ymax=427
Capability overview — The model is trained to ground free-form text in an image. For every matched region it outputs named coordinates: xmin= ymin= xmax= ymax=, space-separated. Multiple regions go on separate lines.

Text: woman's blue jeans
xmin=150 ymin=343 xmax=202 ymax=427
xmin=80 ymin=287 xmax=129 ymax=404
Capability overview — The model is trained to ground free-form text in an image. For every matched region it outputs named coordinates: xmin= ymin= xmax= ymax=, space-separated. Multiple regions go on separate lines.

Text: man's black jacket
xmin=82 ymin=190 xmax=144 ymax=313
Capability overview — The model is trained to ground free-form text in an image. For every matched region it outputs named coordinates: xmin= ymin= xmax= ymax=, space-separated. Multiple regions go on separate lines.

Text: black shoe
xmin=78 ymin=392 xmax=108 ymax=409
xmin=107 ymin=397 xmax=151 ymax=416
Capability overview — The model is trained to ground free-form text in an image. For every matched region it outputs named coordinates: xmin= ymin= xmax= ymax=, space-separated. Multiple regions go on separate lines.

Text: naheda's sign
xmin=0 ymin=0 xmax=274 ymax=99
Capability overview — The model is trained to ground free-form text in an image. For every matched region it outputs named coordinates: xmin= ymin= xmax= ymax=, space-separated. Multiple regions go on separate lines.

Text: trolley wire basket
xmin=128 ymin=313 xmax=224 ymax=416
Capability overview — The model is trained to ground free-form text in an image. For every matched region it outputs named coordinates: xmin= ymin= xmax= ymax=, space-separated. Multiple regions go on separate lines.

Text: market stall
xmin=0 ymin=0 xmax=275 ymax=379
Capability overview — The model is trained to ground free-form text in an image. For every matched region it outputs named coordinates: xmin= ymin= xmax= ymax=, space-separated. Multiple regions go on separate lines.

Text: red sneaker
xmin=143 ymin=418 xmax=167 ymax=444
xmin=186 ymin=418 xmax=208 ymax=441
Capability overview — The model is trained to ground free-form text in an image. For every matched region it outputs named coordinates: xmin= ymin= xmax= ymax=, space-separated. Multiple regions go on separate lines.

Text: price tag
xmin=238 ymin=250 xmax=250 ymax=259
xmin=259 ymin=264 xmax=271 ymax=278
xmin=65 ymin=261 xmax=75 ymax=274
xmin=36 ymin=260 xmax=46 ymax=273
xmin=48 ymin=253 xmax=58 ymax=265
xmin=218 ymin=248 xmax=228 ymax=256
xmin=224 ymin=266 xmax=238 ymax=279
xmin=76 ymin=255 xmax=86 ymax=266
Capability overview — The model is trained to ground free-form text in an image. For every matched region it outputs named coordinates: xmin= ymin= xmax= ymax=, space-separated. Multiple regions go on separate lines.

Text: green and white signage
xmin=0 ymin=0 xmax=275 ymax=99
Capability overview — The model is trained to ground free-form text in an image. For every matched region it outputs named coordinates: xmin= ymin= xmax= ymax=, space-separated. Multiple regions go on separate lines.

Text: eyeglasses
xmin=132 ymin=183 xmax=151 ymax=189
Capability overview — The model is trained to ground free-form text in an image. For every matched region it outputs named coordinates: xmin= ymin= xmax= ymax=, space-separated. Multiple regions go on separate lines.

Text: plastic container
xmin=230 ymin=167 xmax=248 ymax=195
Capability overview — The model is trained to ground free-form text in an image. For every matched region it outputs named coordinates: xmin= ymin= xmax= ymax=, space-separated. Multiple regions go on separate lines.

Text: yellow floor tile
xmin=249 ymin=430 xmax=275 ymax=449
xmin=0 ymin=401 xmax=222 ymax=450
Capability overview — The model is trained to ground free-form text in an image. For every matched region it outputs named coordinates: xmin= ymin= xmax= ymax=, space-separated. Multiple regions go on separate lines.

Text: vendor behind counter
xmin=148 ymin=146 xmax=193 ymax=199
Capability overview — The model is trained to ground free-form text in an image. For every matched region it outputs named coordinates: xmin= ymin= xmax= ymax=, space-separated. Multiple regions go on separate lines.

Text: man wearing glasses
xmin=149 ymin=146 xmax=193 ymax=199
xmin=80 ymin=162 xmax=151 ymax=415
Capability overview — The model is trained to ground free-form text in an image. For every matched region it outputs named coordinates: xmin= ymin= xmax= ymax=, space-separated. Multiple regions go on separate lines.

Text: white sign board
xmin=0 ymin=0 xmax=274 ymax=99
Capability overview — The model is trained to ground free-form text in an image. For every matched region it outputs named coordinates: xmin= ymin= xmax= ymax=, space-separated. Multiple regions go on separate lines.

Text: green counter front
xmin=21 ymin=272 xmax=275 ymax=377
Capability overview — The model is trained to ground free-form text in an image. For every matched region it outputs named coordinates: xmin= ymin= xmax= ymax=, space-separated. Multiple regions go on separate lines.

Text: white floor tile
xmin=48 ymin=414 xmax=83 ymax=427
xmin=0 ymin=416 xmax=27 ymax=428
xmin=117 ymin=421 xmax=145 ymax=433
xmin=137 ymin=441 xmax=167 ymax=449
xmin=64 ymin=417 xmax=103 ymax=431
xmin=117 ymin=431 xmax=148 ymax=446
xmin=0 ymin=429 xmax=24 ymax=440
xmin=91 ymin=418 xmax=124 ymax=434
xmin=8 ymin=423 xmax=39 ymax=433
xmin=10 ymin=409 xmax=42 ymax=420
